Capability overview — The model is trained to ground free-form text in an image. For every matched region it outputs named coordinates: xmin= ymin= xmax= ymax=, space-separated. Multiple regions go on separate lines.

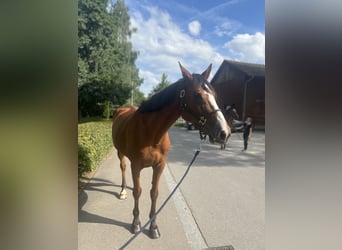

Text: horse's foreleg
xmin=118 ymin=151 xmax=127 ymax=200
xmin=131 ymin=167 xmax=142 ymax=234
xmin=149 ymin=161 xmax=166 ymax=239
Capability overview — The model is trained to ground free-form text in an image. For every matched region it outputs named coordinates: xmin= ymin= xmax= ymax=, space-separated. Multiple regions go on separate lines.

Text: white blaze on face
xmin=207 ymin=91 xmax=229 ymax=132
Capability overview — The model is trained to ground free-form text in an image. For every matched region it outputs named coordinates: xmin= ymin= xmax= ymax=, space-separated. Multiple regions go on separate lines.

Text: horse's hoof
xmin=131 ymin=223 xmax=141 ymax=234
xmin=119 ymin=193 xmax=127 ymax=200
xmin=119 ymin=190 xmax=127 ymax=200
xmin=149 ymin=228 xmax=161 ymax=239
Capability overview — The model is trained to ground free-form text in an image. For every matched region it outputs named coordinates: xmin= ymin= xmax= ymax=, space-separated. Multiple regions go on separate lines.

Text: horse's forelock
xmin=191 ymin=74 xmax=214 ymax=91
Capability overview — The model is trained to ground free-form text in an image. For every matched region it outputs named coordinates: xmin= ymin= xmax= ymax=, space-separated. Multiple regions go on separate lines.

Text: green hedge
xmin=78 ymin=120 xmax=113 ymax=178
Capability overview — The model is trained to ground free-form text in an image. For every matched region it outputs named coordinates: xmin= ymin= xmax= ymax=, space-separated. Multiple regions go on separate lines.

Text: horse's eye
xmin=194 ymin=93 xmax=202 ymax=100
xmin=194 ymin=93 xmax=203 ymax=102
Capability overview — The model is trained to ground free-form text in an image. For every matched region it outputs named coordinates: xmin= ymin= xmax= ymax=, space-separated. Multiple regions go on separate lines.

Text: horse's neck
xmin=226 ymin=111 xmax=236 ymax=126
xmin=226 ymin=111 xmax=233 ymax=121
xmin=140 ymin=101 xmax=182 ymax=140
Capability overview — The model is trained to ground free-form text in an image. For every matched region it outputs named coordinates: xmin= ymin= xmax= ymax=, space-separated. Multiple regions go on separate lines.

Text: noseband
xmin=179 ymin=88 xmax=221 ymax=140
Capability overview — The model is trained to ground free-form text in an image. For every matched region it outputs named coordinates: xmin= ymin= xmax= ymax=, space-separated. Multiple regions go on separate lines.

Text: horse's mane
xmin=138 ymin=79 xmax=182 ymax=113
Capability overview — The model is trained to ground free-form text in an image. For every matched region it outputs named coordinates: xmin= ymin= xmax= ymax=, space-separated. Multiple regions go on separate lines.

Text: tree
xmin=132 ymin=88 xmax=146 ymax=106
xmin=148 ymin=73 xmax=170 ymax=97
xmin=78 ymin=0 xmax=143 ymax=117
xmin=78 ymin=81 xmax=131 ymax=117
xmin=78 ymin=0 xmax=111 ymax=86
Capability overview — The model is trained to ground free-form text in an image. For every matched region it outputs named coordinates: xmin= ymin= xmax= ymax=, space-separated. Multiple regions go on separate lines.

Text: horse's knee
xmin=150 ymin=188 xmax=159 ymax=199
xmin=133 ymin=188 xmax=141 ymax=199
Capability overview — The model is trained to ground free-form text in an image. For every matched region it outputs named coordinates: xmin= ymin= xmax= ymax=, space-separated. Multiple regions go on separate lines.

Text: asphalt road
xmin=78 ymin=126 xmax=265 ymax=250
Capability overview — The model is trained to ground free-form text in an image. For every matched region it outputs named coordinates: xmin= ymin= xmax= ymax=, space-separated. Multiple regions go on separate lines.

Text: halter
xmin=179 ymin=88 xmax=221 ymax=140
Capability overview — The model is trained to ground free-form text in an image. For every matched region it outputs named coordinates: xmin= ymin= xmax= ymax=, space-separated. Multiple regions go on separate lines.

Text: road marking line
xmin=163 ymin=165 xmax=208 ymax=250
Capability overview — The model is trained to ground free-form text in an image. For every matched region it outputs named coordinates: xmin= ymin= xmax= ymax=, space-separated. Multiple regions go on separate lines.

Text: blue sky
xmin=122 ymin=0 xmax=265 ymax=96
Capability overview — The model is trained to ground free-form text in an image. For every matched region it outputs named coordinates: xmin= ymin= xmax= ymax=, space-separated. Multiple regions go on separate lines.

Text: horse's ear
xmin=178 ymin=62 xmax=193 ymax=80
xmin=201 ymin=64 xmax=212 ymax=80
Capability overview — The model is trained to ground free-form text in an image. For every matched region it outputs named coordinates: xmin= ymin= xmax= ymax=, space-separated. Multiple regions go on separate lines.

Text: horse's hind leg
xmin=149 ymin=160 xmax=166 ymax=239
xmin=117 ymin=151 xmax=127 ymax=200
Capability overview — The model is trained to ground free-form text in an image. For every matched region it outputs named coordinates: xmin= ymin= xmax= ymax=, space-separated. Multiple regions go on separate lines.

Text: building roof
xmin=211 ymin=60 xmax=265 ymax=84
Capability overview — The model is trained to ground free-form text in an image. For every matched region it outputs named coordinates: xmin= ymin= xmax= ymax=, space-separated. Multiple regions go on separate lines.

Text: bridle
xmin=178 ymin=87 xmax=221 ymax=140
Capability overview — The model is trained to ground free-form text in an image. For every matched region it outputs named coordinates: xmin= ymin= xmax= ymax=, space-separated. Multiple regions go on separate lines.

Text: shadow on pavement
xmin=79 ymin=189 xmax=153 ymax=238
xmin=168 ymin=127 xmax=265 ymax=168
xmin=78 ymin=179 xmax=133 ymax=234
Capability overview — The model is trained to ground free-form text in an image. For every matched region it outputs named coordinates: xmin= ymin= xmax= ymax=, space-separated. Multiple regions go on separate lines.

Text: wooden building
xmin=211 ymin=60 xmax=265 ymax=129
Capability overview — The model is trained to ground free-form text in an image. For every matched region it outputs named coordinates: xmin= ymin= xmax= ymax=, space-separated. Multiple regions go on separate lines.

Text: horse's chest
xmin=138 ymin=147 xmax=167 ymax=167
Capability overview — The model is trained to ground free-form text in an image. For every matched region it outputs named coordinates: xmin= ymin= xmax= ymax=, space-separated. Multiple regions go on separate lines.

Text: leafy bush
xmin=78 ymin=81 xmax=131 ymax=118
xmin=78 ymin=120 xmax=113 ymax=178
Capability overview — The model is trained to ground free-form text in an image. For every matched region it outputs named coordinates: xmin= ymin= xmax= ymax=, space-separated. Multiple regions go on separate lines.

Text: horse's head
xmin=178 ymin=62 xmax=230 ymax=144
xmin=224 ymin=104 xmax=244 ymax=128
xmin=224 ymin=104 xmax=239 ymax=120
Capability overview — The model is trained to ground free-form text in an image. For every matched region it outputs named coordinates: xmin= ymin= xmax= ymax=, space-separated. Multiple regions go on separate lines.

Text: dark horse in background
xmin=112 ymin=63 xmax=230 ymax=239
xmin=220 ymin=104 xmax=244 ymax=150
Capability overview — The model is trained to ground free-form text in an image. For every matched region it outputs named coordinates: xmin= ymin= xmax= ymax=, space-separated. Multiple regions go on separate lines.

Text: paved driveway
xmin=167 ymin=127 xmax=265 ymax=250
xmin=78 ymin=126 xmax=265 ymax=250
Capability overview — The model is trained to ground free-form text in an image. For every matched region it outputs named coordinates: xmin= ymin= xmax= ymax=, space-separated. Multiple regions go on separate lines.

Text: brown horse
xmin=112 ymin=63 xmax=230 ymax=239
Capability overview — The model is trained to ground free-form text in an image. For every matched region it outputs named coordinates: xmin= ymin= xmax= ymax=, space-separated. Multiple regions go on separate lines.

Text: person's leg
xmin=243 ymin=136 xmax=248 ymax=150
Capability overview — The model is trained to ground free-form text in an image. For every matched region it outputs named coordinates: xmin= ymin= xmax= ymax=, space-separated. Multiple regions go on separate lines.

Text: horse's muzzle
xmin=209 ymin=125 xmax=230 ymax=144
xmin=207 ymin=110 xmax=231 ymax=144
xmin=220 ymin=130 xmax=228 ymax=141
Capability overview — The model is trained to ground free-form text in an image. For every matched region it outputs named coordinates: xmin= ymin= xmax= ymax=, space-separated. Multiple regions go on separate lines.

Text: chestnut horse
xmin=112 ymin=63 xmax=230 ymax=239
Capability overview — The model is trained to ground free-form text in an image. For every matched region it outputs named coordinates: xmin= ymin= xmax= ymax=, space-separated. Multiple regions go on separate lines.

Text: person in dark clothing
xmin=237 ymin=117 xmax=253 ymax=151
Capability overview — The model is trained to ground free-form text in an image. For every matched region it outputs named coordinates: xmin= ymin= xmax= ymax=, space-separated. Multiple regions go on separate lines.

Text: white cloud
xmin=188 ymin=20 xmax=201 ymax=36
xmin=130 ymin=6 xmax=223 ymax=96
xmin=137 ymin=69 xmax=159 ymax=96
xmin=224 ymin=32 xmax=265 ymax=63
xmin=214 ymin=20 xmax=240 ymax=37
